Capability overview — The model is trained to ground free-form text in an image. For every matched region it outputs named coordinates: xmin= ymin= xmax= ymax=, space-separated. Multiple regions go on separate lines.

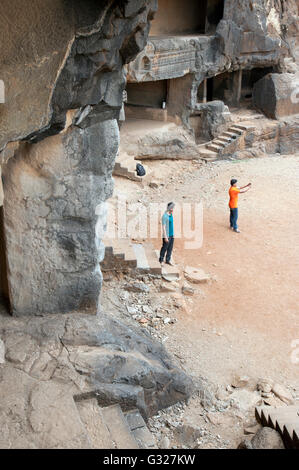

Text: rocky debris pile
xmin=147 ymin=392 xmax=232 ymax=449
xmin=0 ymin=310 xmax=194 ymax=448
xmin=184 ymin=266 xmax=211 ymax=284
xmin=145 ymin=371 xmax=298 ymax=449
xmin=239 ymin=427 xmax=285 ymax=449
xmin=101 ymin=273 xmax=202 ymax=343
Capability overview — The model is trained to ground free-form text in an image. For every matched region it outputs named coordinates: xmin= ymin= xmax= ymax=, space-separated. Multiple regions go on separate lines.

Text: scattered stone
xmin=182 ymin=284 xmax=195 ymax=296
xmin=238 ymin=438 xmax=253 ymax=449
xmin=231 ymin=375 xmax=250 ymax=389
xmin=250 ymin=427 xmax=285 ymax=449
xmin=271 ymin=383 xmax=294 ymax=405
xmin=261 ymin=392 xmax=272 ymax=398
xmin=262 ymin=396 xmax=287 ymax=407
xmin=257 ymin=378 xmax=274 ymax=394
xmin=215 ymin=388 xmax=229 ymax=401
xmin=149 ymin=182 xmax=159 ymax=189
xmin=124 ymin=282 xmax=150 ymax=293
xmin=162 ymin=272 xmax=180 ymax=282
xmin=138 ymin=318 xmax=149 ymax=324
xmin=184 ymin=266 xmax=210 ymax=284
xmin=173 ymin=422 xmax=205 ymax=448
xmin=159 ymin=282 xmax=178 ymax=293
xmin=244 ymin=424 xmax=261 ymax=435
xmin=127 ymin=306 xmax=138 ymax=315
xmin=142 ymin=305 xmax=152 ymax=314
xmin=230 ymin=389 xmax=263 ymax=412
xmin=160 ymin=436 xmax=170 ymax=449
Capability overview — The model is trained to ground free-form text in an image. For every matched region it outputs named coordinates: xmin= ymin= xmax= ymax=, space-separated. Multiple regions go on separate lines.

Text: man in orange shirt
xmin=229 ymin=179 xmax=251 ymax=233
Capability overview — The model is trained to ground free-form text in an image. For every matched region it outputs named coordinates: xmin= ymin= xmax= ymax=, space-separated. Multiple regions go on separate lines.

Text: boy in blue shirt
xmin=159 ymin=202 xmax=175 ymax=266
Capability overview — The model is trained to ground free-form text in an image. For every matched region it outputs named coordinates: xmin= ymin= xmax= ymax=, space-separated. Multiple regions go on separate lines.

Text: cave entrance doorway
xmin=125 ymin=80 xmax=168 ymax=121
xmin=241 ymin=67 xmax=274 ymax=105
xmin=205 ymin=71 xmax=233 ymax=104
xmin=0 ymin=206 xmax=11 ymax=315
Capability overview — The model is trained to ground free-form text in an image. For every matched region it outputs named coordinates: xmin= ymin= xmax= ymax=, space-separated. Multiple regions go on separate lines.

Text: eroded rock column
xmin=2 ymin=119 xmax=119 ymax=315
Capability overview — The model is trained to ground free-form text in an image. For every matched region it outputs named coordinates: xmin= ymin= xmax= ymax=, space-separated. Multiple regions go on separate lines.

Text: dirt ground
xmin=113 ymin=153 xmax=299 ymax=390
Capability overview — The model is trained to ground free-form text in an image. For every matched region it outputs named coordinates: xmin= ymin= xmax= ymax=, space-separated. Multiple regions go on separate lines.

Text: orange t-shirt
xmin=229 ymin=186 xmax=240 ymax=208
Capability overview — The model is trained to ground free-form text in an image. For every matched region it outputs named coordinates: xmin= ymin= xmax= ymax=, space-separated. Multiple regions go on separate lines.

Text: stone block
xmin=253 ymin=73 xmax=299 ymax=119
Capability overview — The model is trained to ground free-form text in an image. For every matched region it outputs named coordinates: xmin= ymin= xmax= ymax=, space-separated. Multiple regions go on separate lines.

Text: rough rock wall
xmin=0 ymin=0 xmax=157 ymax=315
xmin=0 ymin=312 xmax=194 ymax=448
xmin=127 ymin=0 xmax=298 ymax=126
xmin=3 ymin=120 xmax=118 ymax=315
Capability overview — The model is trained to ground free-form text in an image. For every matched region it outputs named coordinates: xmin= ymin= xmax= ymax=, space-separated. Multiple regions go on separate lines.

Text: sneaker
xmin=234 ymin=229 xmax=241 ymax=233
xmin=166 ymin=261 xmax=174 ymax=266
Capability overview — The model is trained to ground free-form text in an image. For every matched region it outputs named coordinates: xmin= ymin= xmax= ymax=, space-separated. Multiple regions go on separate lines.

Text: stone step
xmin=102 ymin=239 xmax=138 ymax=271
xmin=206 ymin=143 xmax=223 ymax=152
xmin=132 ymin=243 xmax=162 ymax=275
xmin=227 ymin=126 xmax=243 ymax=135
xmin=154 ymin=249 xmax=180 ymax=281
xmin=144 ymin=243 xmax=162 ymax=275
xmin=113 ymin=162 xmax=143 ymax=183
xmin=222 ymin=131 xmax=239 ymax=139
xmin=216 ymin=136 xmax=232 ymax=144
xmin=212 ymin=139 xmax=226 ymax=148
xmin=111 ymin=240 xmax=137 ymax=262
xmin=198 ymin=148 xmax=218 ymax=161
xmin=75 ymin=398 xmax=115 ymax=449
xmin=230 ymin=123 xmax=249 ymax=131
xmin=101 ymin=404 xmax=139 ymax=449
xmin=124 ymin=409 xmax=157 ymax=449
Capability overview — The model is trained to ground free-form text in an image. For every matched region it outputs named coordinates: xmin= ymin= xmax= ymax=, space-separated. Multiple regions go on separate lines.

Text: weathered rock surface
xmin=0 ymin=338 xmax=5 ymax=364
xmin=0 ymin=311 xmax=194 ymax=448
xmin=184 ymin=266 xmax=210 ymax=284
xmin=192 ymin=101 xmax=231 ymax=141
xmin=0 ymin=0 xmax=157 ymax=150
xmin=2 ymin=120 xmax=118 ymax=315
xmin=253 ymin=73 xmax=299 ymax=119
xmin=272 ymin=383 xmax=294 ymax=405
xmin=239 ymin=427 xmax=285 ymax=449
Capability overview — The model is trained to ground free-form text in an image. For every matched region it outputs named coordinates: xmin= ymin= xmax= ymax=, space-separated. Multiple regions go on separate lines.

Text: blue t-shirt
xmin=162 ymin=212 xmax=174 ymax=237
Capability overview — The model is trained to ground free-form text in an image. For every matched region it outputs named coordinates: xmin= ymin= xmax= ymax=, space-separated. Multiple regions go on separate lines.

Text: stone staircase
xmin=101 ymin=239 xmax=161 ymax=274
xmin=255 ymin=405 xmax=299 ymax=449
xmin=113 ymin=152 xmax=149 ymax=183
xmin=101 ymin=239 xmax=138 ymax=272
xmin=101 ymin=239 xmax=180 ymax=279
xmin=200 ymin=123 xmax=254 ymax=161
xmin=76 ymin=399 xmax=156 ymax=449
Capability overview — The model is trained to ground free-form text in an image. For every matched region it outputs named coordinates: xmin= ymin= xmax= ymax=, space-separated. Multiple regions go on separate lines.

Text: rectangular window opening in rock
xmin=0 ymin=206 xmax=11 ymax=315
xmin=149 ymin=0 xmax=224 ymax=37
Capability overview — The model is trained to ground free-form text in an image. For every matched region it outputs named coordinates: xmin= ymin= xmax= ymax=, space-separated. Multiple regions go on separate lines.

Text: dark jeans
xmin=230 ymin=208 xmax=238 ymax=230
xmin=159 ymin=236 xmax=174 ymax=263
